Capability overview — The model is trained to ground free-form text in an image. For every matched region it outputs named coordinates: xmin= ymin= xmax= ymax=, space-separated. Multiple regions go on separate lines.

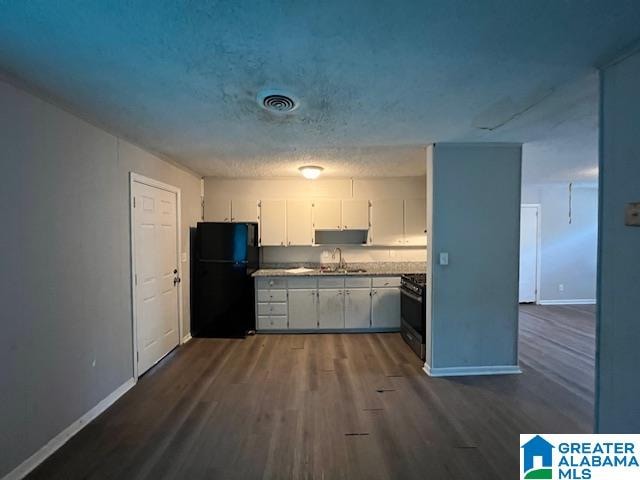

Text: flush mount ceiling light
xmin=257 ymin=89 xmax=298 ymax=113
xmin=299 ymin=165 xmax=324 ymax=180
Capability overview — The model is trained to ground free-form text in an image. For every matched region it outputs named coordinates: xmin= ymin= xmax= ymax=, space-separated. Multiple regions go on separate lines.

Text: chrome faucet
xmin=332 ymin=247 xmax=346 ymax=270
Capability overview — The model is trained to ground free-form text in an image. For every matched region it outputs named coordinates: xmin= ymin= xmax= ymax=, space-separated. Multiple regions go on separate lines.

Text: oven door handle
xmin=401 ymin=287 xmax=423 ymax=303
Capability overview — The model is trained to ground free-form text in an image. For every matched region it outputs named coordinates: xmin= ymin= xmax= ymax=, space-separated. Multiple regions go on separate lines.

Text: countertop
xmin=252 ymin=262 xmax=426 ymax=277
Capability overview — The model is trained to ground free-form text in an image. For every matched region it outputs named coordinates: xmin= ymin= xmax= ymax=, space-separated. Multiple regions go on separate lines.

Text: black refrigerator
xmin=192 ymin=222 xmax=259 ymax=338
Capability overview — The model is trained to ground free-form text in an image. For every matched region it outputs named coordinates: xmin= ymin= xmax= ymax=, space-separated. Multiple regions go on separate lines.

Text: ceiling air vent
xmin=257 ymin=89 xmax=298 ymax=113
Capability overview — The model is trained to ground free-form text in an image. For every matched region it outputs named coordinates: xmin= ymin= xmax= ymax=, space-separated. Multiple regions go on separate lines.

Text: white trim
xmin=520 ymin=204 xmax=542 ymax=304
xmin=182 ymin=334 xmax=192 ymax=344
xmin=423 ymin=364 xmax=522 ymax=377
xmin=130 ymin=172 xmax=184 ymax=381
xmin=538 ymin=299 xmax=597 ymax=305
xmin=2 ymin=378 xmax=135 ymax=480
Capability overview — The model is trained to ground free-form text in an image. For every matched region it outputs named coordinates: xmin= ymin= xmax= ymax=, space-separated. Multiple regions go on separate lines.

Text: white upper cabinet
xmin=370 ymin=199 xmax=405 ymax=245
xmin=286 ymin=200 xmax=313 ymax=246
xmin=259 ymin=200 xmax=287 ymax=246
xmin=231 ymin=199 xmax=259 ymax=223
xmin=205 ymin=199 xmax=231 ymax=222
xmin=313 ymin=199 xmax=342 ymax=230
xmin=341 ymin=199 xmax=370 ymax=230
xmin=404 ymin=198 xmax=427 ymax=245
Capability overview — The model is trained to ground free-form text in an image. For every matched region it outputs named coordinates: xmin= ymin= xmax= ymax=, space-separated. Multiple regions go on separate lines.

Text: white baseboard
xmin=538 ymin=299 xmax=596 ymax=305
xmin=423 ymin=364 xmax=522 ymax=377
xmin=181 ymin=334 xmax=192 ymax=344
xmin=3 ymin=378 xmax=136 ymax=480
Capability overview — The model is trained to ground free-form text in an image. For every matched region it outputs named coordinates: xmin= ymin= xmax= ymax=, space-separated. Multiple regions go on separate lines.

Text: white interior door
xmin=519 ymin=205 xmax=539 ymax=303
xmin=133 ymin=180 xmax=180 ymax=375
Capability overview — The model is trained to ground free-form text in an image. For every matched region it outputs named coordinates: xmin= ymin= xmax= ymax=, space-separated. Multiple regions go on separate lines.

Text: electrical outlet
xmin=558 ymin=284 xmax=564 ymax=292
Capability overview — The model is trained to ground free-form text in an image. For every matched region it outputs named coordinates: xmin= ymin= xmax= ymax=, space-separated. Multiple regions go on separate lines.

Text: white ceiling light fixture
xmin=299 ymin=165 xmax=324 ymax=180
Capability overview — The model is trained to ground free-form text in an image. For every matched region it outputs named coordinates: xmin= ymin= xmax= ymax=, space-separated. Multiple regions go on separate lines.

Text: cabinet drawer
xmin=258 ymin=315 xmax=288 ymax=330
xmin=345 ymin=277 xmax=371 ymax=288
xmin=257 ymin=289 xmax=287 ymax=302
xmin=372 ymin=276 xmax=400 ymax=287
xmin=258 ymin=302 xmax=288 ymax=316
xmin=288 ymin=277 xmax=318 ymax=289
xmin=256 ymin=277 xmax=287 ymax=289
xmin=318 ymin=277 xmax=345 ymax=288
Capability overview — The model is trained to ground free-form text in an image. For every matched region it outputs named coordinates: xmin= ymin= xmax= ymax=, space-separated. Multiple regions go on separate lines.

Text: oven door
xmin=400 ymin=286 xmax=424 ymax=335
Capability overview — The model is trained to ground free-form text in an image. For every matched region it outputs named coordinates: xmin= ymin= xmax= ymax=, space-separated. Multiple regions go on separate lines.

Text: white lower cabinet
xmin=258 ymin=315 xmax=288 ymax=330
xmin=344 ymin=289 xmax=371 ymax=328
xmin=317 ymin=289 xmax=345 ymax=329
xmin=288 ymin=289 xmax=318 ymax=329
xmin=371 ymin=287 xmax=401 ymax=328
xmin=255 ymin=275 xmax=400 ymax=332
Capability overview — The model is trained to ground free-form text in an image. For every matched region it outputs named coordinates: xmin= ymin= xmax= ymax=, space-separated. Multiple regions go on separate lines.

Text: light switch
xmin=439 ymin=252 xmax=449 ymax=266
xmin=181 ymin=252 xmax=187 ymax=262
xmin=625 ymin=202 xmax=640 ymax=226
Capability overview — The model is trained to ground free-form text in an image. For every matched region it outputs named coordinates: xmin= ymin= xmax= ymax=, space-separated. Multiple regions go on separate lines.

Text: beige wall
xmin=203 ymin=176 xmax=427 ymax=264
xmin=0 ymin=78 xmax=201 ymax=477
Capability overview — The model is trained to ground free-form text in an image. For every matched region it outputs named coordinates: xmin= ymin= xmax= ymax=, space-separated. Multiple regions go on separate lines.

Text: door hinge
xmin=137 ymin=351 xmax=139 ymax=363
xmin=135 ymin=274 xmax=138 ymax=285
xmin=133 ymin=197 xmax=136 ymax=208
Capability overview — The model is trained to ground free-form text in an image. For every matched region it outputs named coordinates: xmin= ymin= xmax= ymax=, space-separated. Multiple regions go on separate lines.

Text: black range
xmin=400 ymin=273 xmax=427 ymax=360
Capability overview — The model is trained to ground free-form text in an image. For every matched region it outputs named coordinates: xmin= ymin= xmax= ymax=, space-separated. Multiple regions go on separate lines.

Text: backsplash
xmin=261 ymin=246 xmax=427 ymax=265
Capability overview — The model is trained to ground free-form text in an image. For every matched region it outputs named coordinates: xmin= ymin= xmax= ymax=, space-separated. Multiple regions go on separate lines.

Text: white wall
xmin=522 ymin=183 xmax=598 ymax=303
xmin=0 ymin=79 xmax=201 ymax=477
xmin=427 ymin=143 xmax=521 ymax=373
xmin=597 ymin=48 xmax=640 ymax=433
xmin=203 ymin=177 xmax=427 ymax=264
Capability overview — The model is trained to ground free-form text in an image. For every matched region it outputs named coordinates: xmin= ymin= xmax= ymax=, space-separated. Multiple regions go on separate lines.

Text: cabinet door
xmin=317 ymin=289 xmax=345 ymax=329
xmin=232 ymin=199 xmax=258 ymax=223
xmin=344 ymin=288 xmax=371 ymax=328
xmin=205 ymin=199 xmax=231 ymax=222
xmin=260 ymin=200 xmax=286 ymax=246
xmin=371 ymin=287 xmax=401 ymax=328
xmin=404 ymin=199 xmax=427 ymax=245
xmin=313 ymin=199 xmax=342 ymax=230
xmin=342 ymin=200 xmax=370 ymax=230
xmin=370 ymin=199 xmax=404 ymax=245
xmin=288 ymin=289 xmax=318 ymax=329
xmin=286 ymin=200 xmax=313 ymax=246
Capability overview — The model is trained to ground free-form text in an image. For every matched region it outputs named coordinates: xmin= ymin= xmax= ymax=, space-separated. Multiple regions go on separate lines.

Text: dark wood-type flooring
xmin=28 ymin=305 xmax=595 ymax=480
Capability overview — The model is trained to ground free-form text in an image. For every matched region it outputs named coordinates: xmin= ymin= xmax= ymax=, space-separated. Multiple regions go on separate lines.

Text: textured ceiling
xmin=0 ymin=0 xmax=637 ymax=178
